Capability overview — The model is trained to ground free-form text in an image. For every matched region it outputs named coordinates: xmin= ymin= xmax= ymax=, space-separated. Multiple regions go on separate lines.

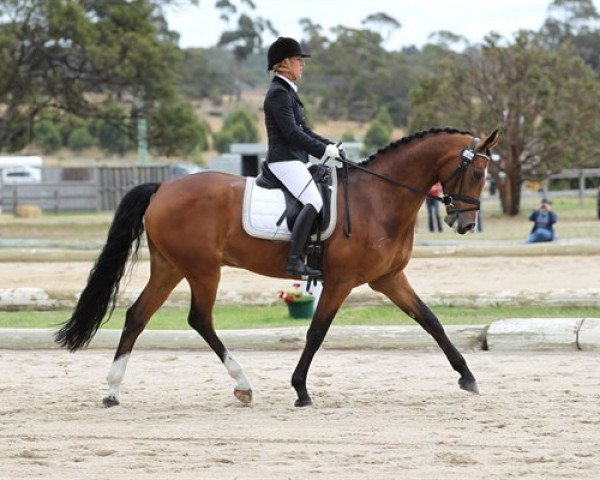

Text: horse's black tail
xmin=55 ymin=182 xmax=161 ymax=352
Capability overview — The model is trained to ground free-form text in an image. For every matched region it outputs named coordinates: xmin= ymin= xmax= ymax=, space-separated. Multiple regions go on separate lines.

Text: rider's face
xmin=289 ymin=56 xmax=304 ymax=81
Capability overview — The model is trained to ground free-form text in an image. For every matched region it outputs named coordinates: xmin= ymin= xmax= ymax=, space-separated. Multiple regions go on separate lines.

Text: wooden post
xmin=579 ymin=170 xmax=585 ymax=207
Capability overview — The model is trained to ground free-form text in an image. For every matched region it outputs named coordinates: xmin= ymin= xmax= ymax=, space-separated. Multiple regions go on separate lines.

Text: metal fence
xmin=0 ymin=165 xmax=172 ymax=214
xmin=97 ymin=166 xmax=170 ymax=210
xmin=4 ymin=183 xmax=98 ymax=213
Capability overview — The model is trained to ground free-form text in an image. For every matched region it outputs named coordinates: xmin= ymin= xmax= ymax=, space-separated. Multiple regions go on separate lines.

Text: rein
xmin=331 ymin=137 xmax=488 ymax=236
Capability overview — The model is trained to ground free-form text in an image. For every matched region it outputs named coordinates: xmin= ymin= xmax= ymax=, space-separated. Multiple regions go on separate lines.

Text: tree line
xmin=1 ymin=0 xmax=600 ymax=214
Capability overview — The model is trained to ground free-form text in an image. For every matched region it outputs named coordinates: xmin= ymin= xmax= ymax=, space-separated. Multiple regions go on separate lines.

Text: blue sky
xmin=164 ymin=0 xmax=598 ymax=50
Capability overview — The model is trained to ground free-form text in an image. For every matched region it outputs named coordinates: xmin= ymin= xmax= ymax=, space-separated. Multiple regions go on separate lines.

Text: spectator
xmin=476 ymin=206 xmax=483 ymax=232
xmin=426 ymin=182 xmax=443 ymax=232
xmin=526 ymin=198 xmax=557 ymax=243
xmin=488 ymin=177 xmax=497 ymax=196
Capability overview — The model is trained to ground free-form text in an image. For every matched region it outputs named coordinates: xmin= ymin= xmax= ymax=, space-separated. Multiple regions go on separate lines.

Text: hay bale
xmin=14 ymin=204 xmax=42 ymax=218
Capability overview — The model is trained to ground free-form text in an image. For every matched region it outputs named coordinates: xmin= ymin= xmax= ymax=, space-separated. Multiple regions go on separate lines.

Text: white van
xmin=1 ymin=166 xmax=42 ymax=184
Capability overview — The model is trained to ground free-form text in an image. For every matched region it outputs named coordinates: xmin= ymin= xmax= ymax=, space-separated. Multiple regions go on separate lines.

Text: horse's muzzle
xmin=445 ymin=212 xmax=475 ymax=235
xmin=456 ymin=222 xmax=475 ymax=234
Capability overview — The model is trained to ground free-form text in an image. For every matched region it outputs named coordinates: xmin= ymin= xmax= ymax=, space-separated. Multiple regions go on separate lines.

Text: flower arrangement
xmin=278 ymin=282 xmax=314 ymax=304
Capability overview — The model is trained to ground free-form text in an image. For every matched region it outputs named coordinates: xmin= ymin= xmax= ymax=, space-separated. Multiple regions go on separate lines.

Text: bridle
xmin=332 ymin=136 xmax=489 ymax=236
xmin=438 ymin=137 xmax=491 ymax=215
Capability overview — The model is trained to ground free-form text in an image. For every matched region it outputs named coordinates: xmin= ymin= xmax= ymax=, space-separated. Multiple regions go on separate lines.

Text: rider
xmin=264 ymin=36 xmax=343 ymax=277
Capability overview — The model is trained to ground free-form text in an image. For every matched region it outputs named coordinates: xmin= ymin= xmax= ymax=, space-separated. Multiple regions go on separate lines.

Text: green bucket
xmin=287 ymin=299 xmax=314 ymax=319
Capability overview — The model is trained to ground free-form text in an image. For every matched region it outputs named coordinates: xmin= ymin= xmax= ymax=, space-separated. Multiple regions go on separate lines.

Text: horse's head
xmin=440 ymin=129 xmax=500 ymax=234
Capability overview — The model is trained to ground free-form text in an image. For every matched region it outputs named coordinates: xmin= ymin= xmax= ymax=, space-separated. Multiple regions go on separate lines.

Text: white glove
xmin=323 ymin=144 xmax=341 ymax=159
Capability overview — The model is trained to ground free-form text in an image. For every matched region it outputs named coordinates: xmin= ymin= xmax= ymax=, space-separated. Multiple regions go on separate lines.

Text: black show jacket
xmin=263 ymin=76 xmax=331 ymax=164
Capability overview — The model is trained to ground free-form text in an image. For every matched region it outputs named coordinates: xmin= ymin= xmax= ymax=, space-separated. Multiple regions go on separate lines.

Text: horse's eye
xmin=473 ymin=171 xmax=484 ymax=181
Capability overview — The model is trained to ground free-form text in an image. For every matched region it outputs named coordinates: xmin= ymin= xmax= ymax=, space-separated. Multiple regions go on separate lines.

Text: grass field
xmin=1 ymin=304 xmax=597 ymax=330
xmin=1 ymin=195 xmax=598 ymax=243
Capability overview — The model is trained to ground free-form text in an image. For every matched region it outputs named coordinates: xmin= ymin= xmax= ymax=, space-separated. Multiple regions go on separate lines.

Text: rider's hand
xmin=323 ymin=144 xmax=341 ymax=159
xmin=337 ymin=142 xmax=346 ymax=159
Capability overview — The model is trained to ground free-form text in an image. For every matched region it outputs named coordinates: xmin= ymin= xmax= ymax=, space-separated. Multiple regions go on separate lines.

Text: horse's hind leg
xmin=187 ymin=274 xmax=253 ymax=404
xmin=103 ymin=251 xmax=183 ymax=407
xmin=370 ymin=271 xmax=479 ymax=394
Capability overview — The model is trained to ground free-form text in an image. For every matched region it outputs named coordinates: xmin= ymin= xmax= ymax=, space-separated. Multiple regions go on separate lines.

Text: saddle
xmin=255 ymin=162 xmax=333 ymax=233
xmin=242 ymin=162 xmax=337 ymax=280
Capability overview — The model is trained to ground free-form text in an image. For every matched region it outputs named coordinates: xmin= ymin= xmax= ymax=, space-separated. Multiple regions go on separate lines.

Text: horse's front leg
xmin=370 ymin=271 xmax=479 ymax=394
xmin=291 ymin=282 xmax=352 ymax=407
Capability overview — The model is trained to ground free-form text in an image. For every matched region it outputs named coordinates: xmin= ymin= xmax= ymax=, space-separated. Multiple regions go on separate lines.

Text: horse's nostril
xmin=457 ymin=223 xmax=475 ymax=234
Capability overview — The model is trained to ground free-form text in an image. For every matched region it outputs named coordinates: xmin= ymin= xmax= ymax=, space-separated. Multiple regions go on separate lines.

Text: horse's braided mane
xmin=359 ymin=126 xmax=473 ymax=166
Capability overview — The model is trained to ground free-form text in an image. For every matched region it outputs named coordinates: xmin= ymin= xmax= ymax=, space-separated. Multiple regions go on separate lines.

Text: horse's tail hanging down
xmin=55 ymin=182 xmax=161 ymax=352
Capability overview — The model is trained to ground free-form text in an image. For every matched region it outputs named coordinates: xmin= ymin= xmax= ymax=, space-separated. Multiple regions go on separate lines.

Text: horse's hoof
xmin=234 ymin=388 xmax=253 ymax=404
xmin=294 ymin=397 xmax=313 ymax=407
xmin=459 ymin=378 xmax=479 ymax=394
xmin=102 ymin=396 xmax=120 ymax=408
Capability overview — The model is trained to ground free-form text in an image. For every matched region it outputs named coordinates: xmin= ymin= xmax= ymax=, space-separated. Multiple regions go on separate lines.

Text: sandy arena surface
xmin=0 ymin=349 xmax=599 ymax=479
xmin=1 ymin=254 xmax=600 ymax=478
xmin=2 ymin=255 xmax=600 ymax=298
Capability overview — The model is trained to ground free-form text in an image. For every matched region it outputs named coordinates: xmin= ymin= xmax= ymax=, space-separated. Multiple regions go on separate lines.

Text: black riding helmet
xmin=267 ymin=37 xmax=310 ymax=70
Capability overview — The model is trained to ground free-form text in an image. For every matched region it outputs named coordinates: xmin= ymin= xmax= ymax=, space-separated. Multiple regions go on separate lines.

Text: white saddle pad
xmin=242 ymin=172 xmax=337 ymax=241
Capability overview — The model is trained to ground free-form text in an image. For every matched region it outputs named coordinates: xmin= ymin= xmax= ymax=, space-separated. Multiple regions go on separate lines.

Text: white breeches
xmin=268 ymin=160 xmax=323 ymax=212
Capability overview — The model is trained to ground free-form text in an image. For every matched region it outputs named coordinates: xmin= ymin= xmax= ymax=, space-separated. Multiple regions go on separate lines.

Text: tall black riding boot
xmin=285 ymin=204 xmax=322 ymax=277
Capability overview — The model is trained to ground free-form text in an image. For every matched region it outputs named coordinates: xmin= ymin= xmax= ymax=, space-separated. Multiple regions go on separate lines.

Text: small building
xmin=231 ymin=143 xmax=267 ymax=176
xmin=208 ymin=144 xmax=266 ymax=176
xmin=205 ymin=153 xmax=241 ymax=175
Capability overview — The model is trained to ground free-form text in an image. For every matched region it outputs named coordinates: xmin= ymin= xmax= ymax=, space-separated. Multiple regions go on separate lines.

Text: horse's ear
xmin=478 ymin=129 xmax=500 ymax=151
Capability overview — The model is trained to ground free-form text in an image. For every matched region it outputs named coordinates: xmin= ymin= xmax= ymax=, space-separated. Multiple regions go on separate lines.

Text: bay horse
xmin=56 ymin=127 xmax=500 ymax=408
